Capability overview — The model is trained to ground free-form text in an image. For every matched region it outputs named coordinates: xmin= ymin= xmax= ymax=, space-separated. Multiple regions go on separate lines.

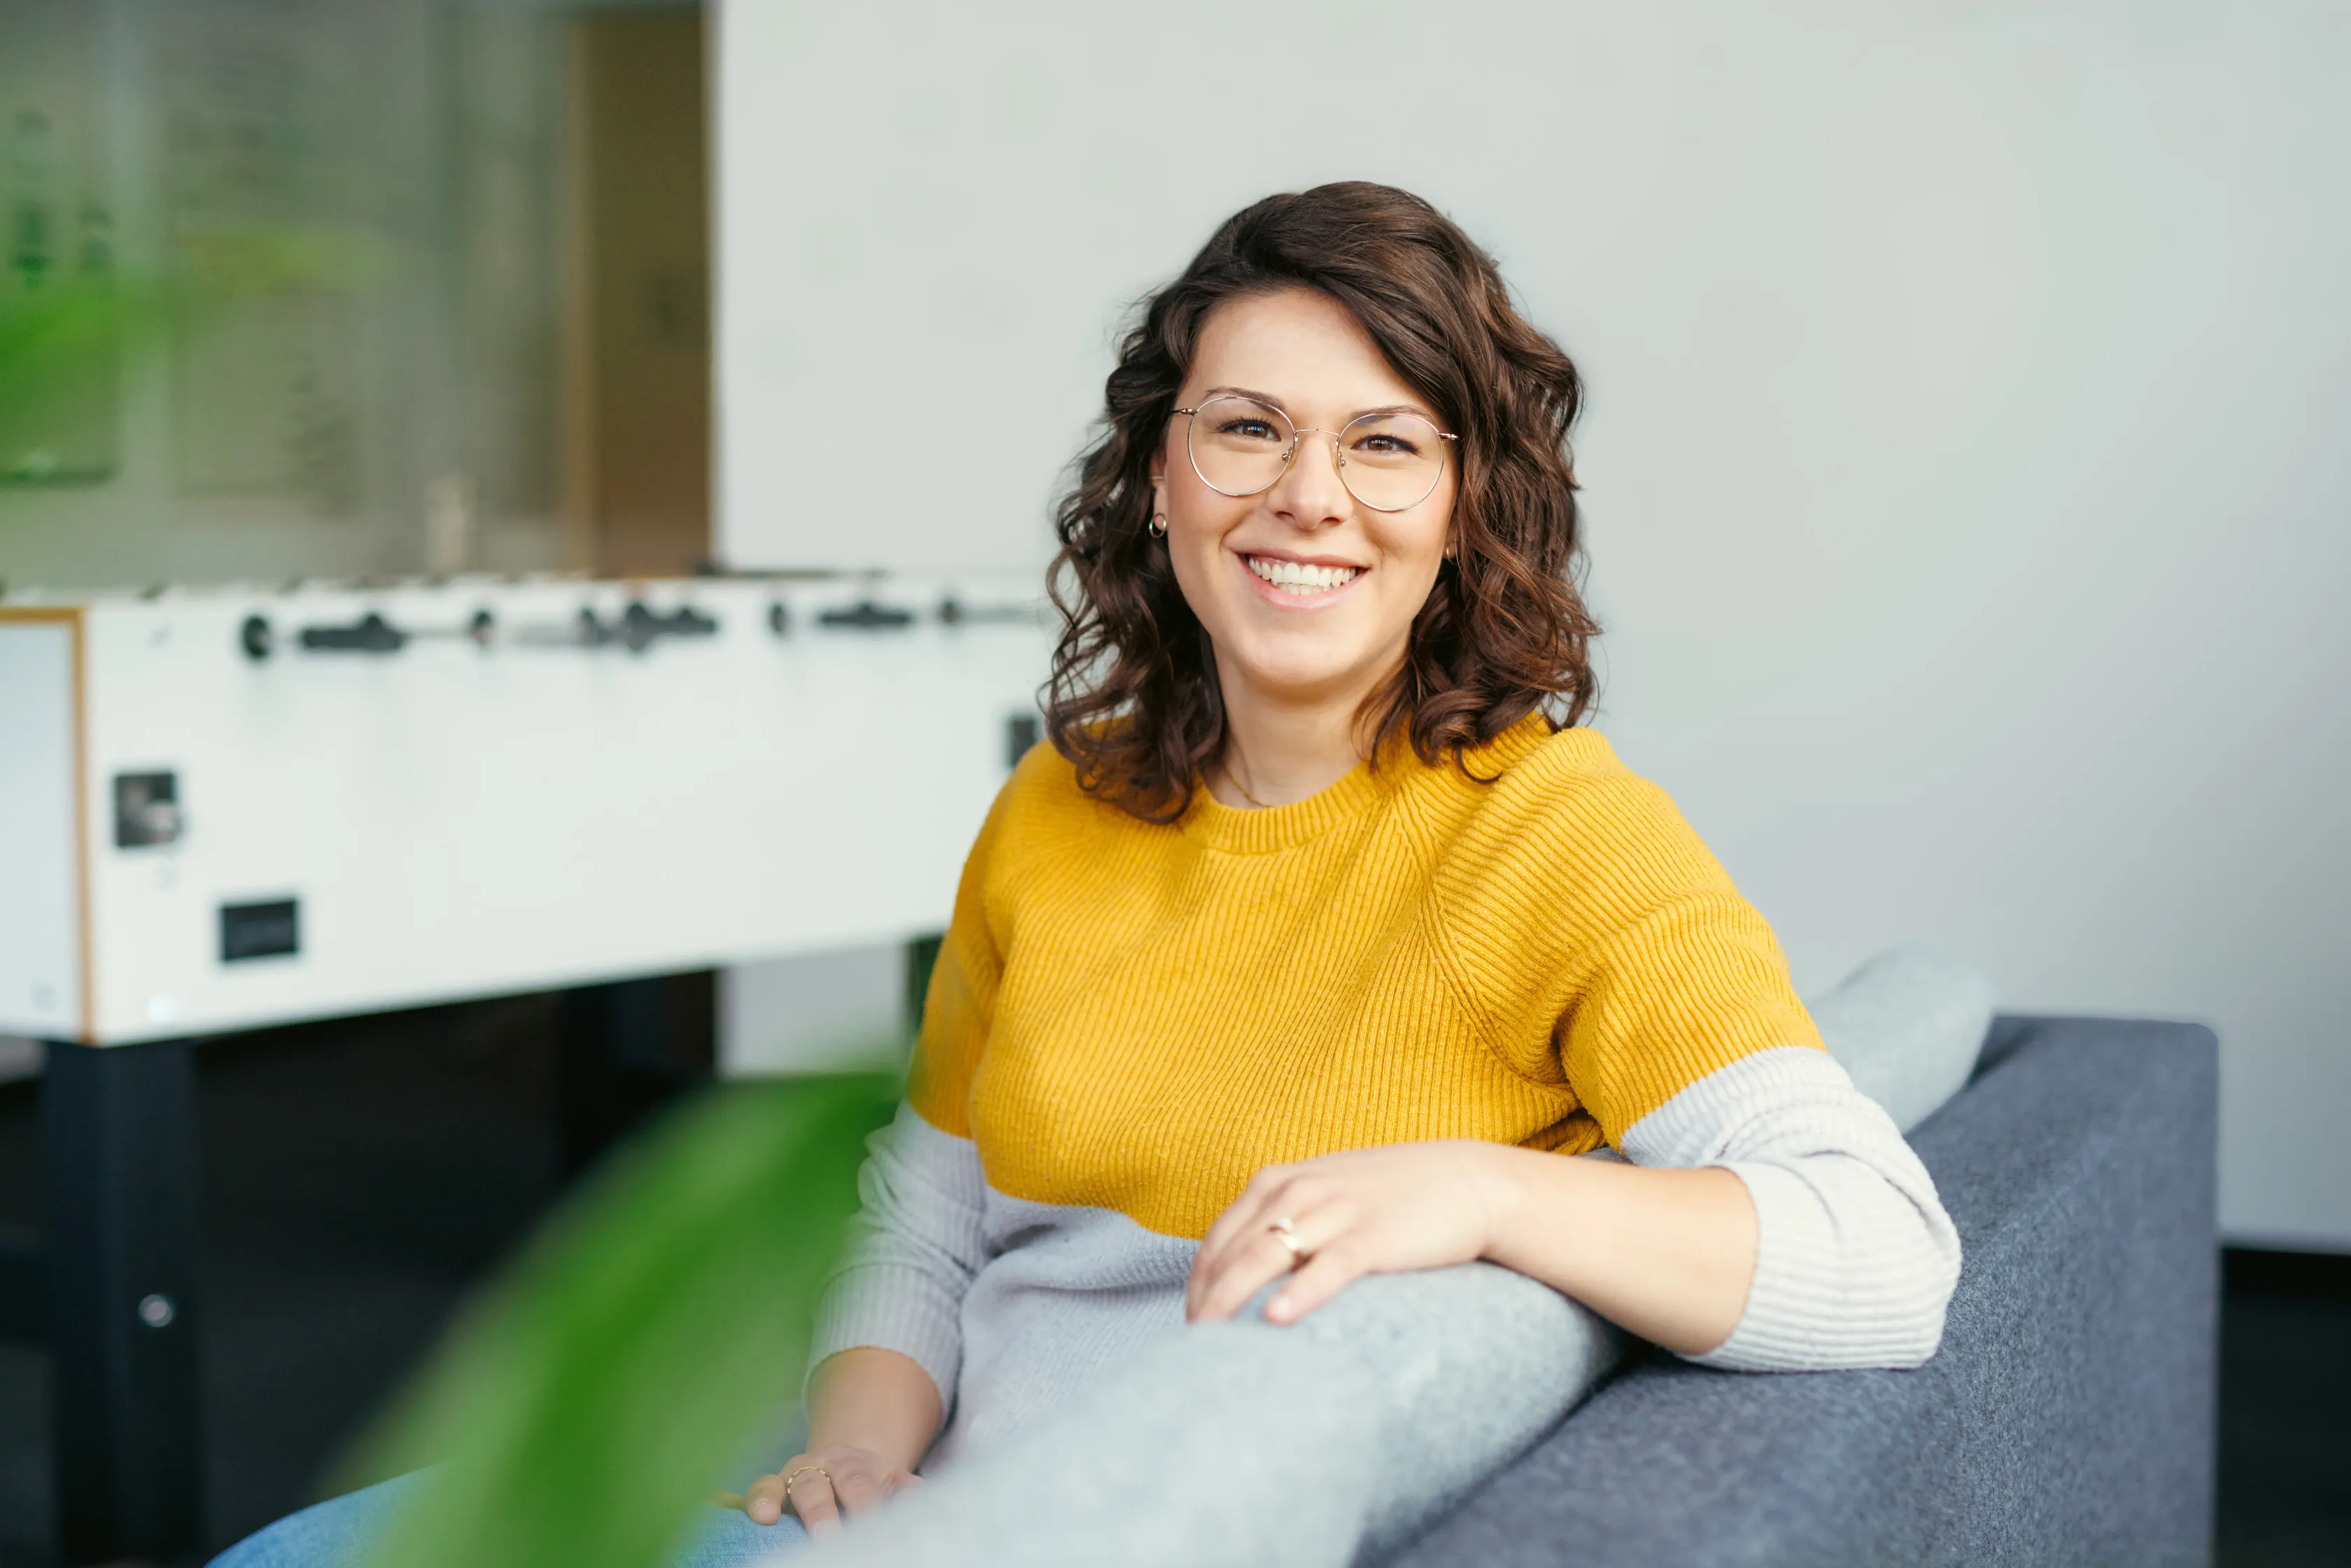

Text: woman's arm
xmin=743 ymin=1101 xmax=989 ymax=1534
xmin=805 ymin=1347 xmax=946 ymax=1462
xmin=744 ymin=1347 xmax=942 ymax=1537
xmin=1184 ymin=1139 xmax=1753 ymax=1355
xmin=1187 ymin=1140 xmax=1754 ymax=1354
xmin=1189 ymin=1048 xmax=1959 ymax=1369
xmin=1476 ymin=1154 xmax=1756 ymax=1355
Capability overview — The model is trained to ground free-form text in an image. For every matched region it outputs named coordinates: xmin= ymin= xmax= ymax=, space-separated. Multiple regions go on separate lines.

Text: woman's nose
xmin=1267 ymin=430 xmax=1350 ymax=527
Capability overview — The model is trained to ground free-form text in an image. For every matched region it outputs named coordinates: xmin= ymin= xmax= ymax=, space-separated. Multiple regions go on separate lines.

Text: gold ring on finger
xmin=782 ymin=1464 xmax=831 ymax=1503
xmin=1268 ymin=1215 xmax=1308 ymax=1264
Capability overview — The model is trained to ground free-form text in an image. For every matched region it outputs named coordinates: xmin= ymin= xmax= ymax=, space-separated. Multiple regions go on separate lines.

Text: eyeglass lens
xmin=1186 ymin=395 xmax=1447 ymax=512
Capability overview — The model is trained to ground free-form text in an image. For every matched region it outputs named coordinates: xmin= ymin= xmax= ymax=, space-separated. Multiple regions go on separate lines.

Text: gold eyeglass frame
xmin=1173 ymin=394 xmax=1459 ymax=514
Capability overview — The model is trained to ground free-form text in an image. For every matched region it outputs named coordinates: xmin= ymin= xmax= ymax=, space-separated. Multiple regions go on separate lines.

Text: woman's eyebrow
xmin=1197 ymin=384 xmax=1287 ymax=411
xmin=1196 ymin=387 xmax=1439 ymax=423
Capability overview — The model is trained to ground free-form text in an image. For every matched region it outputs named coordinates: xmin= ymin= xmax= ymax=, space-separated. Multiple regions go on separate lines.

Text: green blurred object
xmin=0 ymin=217 xmax=383 ymax=481
xmin=340 ymin=1070 xmax=899 ymax=1568
xmin=0 ymin=271 xmax=143 ymax=483
xmin=0 ymin=227 xmax=383 ymax=486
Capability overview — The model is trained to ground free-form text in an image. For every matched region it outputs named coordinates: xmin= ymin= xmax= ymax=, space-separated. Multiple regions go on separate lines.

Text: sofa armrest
xmin=1381 ymin=1016 xmax=2219 ymax=1568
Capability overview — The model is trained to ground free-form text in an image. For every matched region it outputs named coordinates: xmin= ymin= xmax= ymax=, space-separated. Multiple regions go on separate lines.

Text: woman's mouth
xmin=1245 ymin=556 xmax=1362 ymax=595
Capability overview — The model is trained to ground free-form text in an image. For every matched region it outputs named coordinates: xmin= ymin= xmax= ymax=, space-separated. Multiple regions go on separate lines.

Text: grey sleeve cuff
xmin=1618 ymin=1046 xmax=1962 ymax=1372
xmin=806 ymin=1102 xmax=989 ymax=1409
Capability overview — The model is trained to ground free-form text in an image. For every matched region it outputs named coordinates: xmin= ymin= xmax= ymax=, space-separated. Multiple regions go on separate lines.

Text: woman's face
xmin=1152 ymin=288 xmax=1457 ymax=717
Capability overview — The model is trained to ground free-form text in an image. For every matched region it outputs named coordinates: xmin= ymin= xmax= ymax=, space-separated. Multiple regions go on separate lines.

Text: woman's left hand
xmin=1185 ymin=1140 xmax=1518 ymax=1325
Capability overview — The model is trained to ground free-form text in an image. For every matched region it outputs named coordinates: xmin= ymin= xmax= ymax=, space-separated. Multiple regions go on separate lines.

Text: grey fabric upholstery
xmin=1378 ymin=1016 xmax=2219 ymax=1568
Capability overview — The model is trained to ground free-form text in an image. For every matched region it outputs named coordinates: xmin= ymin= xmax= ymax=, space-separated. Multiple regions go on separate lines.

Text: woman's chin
xmin=1217 ymin=641 xmax=1392 ymax=709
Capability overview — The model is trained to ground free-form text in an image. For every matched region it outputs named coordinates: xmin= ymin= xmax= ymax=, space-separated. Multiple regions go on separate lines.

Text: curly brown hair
xmin=1045 ymin=181 xmax=1598 ymax=823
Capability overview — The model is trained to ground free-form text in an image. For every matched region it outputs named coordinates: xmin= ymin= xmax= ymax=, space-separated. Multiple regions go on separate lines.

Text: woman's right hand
xmin=743 ymin=1443 xmax=924 ymax=1537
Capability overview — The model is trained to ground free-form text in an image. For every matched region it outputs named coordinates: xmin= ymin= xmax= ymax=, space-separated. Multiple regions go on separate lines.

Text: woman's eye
xmin=1222 ymin=420 xmax=1280 ymax=442
xmin=1355 ymin=434 xmax=1417 ymax=455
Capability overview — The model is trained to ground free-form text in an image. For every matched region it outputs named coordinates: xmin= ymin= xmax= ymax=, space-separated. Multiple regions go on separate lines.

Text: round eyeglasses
xmin=1174 ymin=394 xmax=1457 ymax=514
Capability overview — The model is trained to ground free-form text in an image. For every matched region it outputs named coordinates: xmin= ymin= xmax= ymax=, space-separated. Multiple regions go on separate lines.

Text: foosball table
xmin=0 ymin=572 xmax=1052 ymax=1560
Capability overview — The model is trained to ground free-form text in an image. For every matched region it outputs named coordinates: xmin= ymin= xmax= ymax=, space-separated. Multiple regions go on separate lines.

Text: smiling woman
xmin=729 ymin=185 xmax=1958 ymax=1551
xmin=1047 ymin=183 xmax=1599 ymax=822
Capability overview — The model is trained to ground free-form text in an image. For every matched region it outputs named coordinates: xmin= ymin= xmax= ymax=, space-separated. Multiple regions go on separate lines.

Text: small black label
xmin=114 ymin=771 xmax=181 ymax=848
xmin=220 ymin=899 xmax=299 ymax=963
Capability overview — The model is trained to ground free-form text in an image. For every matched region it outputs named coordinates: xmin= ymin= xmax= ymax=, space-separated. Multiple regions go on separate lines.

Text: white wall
xmin=712 ymin=0 xmax=2351 ymax=1247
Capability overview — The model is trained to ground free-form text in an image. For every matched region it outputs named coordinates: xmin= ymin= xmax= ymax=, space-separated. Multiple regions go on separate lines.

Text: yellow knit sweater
xmin=910 ymin=714 xmax=1823 ymax=1241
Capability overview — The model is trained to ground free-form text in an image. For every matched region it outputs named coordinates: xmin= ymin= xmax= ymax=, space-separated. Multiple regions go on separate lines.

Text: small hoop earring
xmin=1149 ymin=513 xmax=1168 ymax=539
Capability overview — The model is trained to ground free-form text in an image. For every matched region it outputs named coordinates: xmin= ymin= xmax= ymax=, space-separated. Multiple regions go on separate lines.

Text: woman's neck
xmin=1209 ymin=656 xmax=1390 ymax=810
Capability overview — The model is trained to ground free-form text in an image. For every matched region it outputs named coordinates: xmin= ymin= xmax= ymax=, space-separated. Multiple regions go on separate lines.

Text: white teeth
xmin=1247 ymin=556 xmax=1361 ymax=593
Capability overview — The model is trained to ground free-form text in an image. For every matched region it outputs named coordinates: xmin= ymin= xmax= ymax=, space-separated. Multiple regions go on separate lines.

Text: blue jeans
xmin=206 ymin=1471 xmax=808 ymax=1568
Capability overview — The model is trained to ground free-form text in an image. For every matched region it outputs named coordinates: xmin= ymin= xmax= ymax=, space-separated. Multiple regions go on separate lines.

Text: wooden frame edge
xmin=2 ymin=607 xmax=98 ymax=1044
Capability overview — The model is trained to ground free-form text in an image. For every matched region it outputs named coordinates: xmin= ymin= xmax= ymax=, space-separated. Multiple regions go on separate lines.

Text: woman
xmin=742 ymin=181 xmax=1958 ymax=1549
xmin=217 ymin=182 xmax=1957 ymax=1567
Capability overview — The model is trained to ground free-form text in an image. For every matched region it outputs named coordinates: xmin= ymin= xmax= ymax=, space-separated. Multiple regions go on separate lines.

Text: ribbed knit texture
xmin=1617 ymin=1046 xmax=1961 ymax=1371
xmin=808 ymin=1103 xmax=988 ymax=1405
xmin=909 ymin=716 xmax=1823 ymax=1241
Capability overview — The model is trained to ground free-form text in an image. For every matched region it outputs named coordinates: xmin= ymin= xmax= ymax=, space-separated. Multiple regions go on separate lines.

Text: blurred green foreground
xmin=337 ymin=1072 xmax=898 ymax=1568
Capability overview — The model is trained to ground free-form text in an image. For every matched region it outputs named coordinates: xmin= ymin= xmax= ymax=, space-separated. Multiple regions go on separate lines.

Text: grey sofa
xmin=1384 ymin=1015 xmax=2219 ymax=1568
